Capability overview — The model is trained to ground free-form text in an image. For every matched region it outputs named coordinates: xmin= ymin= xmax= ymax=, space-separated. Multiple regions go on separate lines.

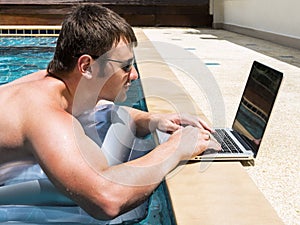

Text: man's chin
xmin=114 ymin=93 xmax=127 ymax=103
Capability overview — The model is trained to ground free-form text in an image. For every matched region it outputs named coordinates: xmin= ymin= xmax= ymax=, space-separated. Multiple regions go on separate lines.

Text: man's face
xmin=96 ymin=39 xmax=138 ymax=102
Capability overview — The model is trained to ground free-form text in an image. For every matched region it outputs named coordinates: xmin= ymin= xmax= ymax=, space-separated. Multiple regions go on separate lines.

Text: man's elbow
xmin=85 ymin=194 xmax=125 ymax=220
xmin=98 ymin=200 xmax=123 ymax=220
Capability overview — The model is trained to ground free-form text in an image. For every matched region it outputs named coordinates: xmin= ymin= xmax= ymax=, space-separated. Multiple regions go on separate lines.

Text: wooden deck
xmin=0 ymin=0 xmax=212 ymax=27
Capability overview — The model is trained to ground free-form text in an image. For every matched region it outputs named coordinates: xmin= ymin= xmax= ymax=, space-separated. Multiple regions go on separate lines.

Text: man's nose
xmin=129 ymin=66 xmax=139 ymax=81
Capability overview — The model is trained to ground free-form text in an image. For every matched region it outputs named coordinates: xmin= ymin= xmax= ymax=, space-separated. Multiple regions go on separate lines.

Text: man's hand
xmin=166 ymin=125 xmax=221 ymax=160
xmin=149 ymin=113 xmax=221 ymax=158
xmin=150 ymin=113 xmax=213 ymax=133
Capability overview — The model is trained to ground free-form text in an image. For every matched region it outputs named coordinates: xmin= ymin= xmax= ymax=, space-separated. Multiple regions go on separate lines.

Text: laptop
xmin=156 ymin=61 xmax=283 ymax=162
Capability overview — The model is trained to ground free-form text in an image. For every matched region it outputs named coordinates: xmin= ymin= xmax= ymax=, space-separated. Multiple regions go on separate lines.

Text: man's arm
xmin=25 ymin=107 xmax=212 ymax=220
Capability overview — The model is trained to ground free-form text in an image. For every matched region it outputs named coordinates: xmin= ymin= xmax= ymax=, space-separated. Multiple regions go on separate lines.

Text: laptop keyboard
xmin=212 ymin=129 xmax=243 ymax=154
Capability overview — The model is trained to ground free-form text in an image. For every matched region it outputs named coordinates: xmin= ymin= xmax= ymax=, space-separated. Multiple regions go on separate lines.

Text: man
xmin=0 ymin=4 xmax=219 ymax=220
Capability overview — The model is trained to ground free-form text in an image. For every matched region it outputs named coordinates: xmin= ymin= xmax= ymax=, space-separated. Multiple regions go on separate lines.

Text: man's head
xmin=47 ymin=4 xmax=137 ymax=76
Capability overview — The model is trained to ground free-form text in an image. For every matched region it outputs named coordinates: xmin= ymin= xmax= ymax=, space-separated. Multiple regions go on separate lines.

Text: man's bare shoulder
xmin=0 ymin=70 xmax=56 ymax=103
xmin=0 ymin=70 xmax=72 ymax=145
xmin=1 ymin=70 xmax=66 ymax=105
xmin=7 ymin=70 xmax=48 ymax=85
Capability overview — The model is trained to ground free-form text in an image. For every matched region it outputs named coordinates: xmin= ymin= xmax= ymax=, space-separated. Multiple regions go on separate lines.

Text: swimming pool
xmin=0 ymin=37 xmax=175 ymax=225
xmin=0 ymin=37 xmax=56 ymax=84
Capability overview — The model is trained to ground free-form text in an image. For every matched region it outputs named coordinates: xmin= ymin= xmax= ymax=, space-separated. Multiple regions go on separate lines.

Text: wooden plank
xmin=0 ymin=0 xmax=209 ymax=6
xmin=156 ymin=14 xmax=212 ymax=27
xmin=0 ymin=14 xmax=65 ymax=26
xmin=0 ymin=5 xmax=72 ymax=15
xmin=0 ymin=2 xmax=212 ymax=27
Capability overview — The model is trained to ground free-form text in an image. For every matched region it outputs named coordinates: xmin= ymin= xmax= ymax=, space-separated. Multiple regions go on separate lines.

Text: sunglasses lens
xmin=122 ymin=65 xmax=132 ymax=72
xmin=105 ymin=58 xmax=134 ymax=72
xmin=122 ymin=60 xmax=134 ymax=72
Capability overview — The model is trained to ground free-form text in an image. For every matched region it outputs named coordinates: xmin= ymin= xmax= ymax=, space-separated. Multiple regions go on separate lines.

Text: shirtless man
xmin=0 ymin=4 xmax=219 ymax=220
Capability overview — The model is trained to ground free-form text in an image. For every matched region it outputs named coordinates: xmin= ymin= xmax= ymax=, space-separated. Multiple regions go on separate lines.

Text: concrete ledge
xmin=214 ymin=23 xmax=300 ymax=50
xmin=134 ymin=28 xmax=284 ymax=225
xmin=166 ymin=162 xmax=284 ymax=225
xmin=133 ymin=28 xmax=206 ymax=118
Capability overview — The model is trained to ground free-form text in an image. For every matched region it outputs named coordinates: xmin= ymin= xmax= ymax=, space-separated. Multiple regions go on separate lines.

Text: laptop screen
xmin=232 ymin=61 xmax=283 ymax=156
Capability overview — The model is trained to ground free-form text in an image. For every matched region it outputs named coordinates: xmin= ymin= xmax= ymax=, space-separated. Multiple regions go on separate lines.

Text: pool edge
xmin=0 ymin=25 xmax=61 ymax=37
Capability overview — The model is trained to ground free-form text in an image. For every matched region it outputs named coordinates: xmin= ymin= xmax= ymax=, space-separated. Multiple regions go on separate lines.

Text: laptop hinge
xmin=231 ymin=130 xmax=253 ymax=151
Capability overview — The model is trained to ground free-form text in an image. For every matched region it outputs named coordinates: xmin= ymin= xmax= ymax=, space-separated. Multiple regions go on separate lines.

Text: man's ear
xmin=78 ymin=55 xmax=93 ymax=79
xmin=83 ymin=69 xmax=92 ymax=79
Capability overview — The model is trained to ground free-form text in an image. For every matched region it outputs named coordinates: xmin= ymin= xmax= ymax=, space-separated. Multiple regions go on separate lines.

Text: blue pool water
xmin=0 ymin=37 xmax=175 ymax=224
xmin=0 ymin=37 xmax=56 ymax=84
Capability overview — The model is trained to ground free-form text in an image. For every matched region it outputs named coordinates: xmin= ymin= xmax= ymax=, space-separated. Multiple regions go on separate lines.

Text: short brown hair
xmin=47 ymin=4 xmax=137 ymax=75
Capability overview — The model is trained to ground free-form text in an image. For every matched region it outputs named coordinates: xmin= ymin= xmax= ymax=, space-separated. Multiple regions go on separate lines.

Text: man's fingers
xmin=207 ymin=137 xmax=221 ymax=151
xmin=167 ymin=122 xmax=181 ymax=132
xmin=178 ymin=114 xmax=213 ymax=133
xmin=198 ymin=119 xmax=213 ymax=133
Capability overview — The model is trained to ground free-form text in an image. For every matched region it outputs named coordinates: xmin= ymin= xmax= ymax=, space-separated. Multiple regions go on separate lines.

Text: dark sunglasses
xmin=105 ymin=58 xmax=135 ymax=73
xmin=74 ymin=54 xmax=134 ymax=73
